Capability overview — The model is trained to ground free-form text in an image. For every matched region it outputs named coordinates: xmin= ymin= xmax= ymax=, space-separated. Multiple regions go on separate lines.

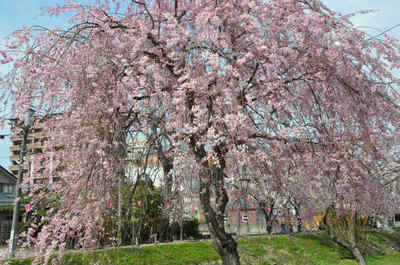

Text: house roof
xmin=0 ymin=165 xmax=16 ymax=183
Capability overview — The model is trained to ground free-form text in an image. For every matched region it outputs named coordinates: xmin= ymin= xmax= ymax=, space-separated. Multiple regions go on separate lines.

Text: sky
xmin=0 ymin=0 xmax=399 ymax=170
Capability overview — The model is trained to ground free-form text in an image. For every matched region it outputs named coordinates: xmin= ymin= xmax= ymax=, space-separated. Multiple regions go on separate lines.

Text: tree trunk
xmin=260 ymin=203 xmax=274 ymax=234
xmin=296 ymin=216 xmax=302 ymax=233
xmin=263 ymin=212 xmax=273 ymax=234
xmin=180 ymin=220 xmax=183 ymax=241
xmin=294 ymin=206 xmax=302 ymax=233
xmin=323 ymin=206 xmax=368 ymax=265
xmin=157 ymin=144 xmax=173 ymax=202
xmin=329 ymin=233 xmax=368 ymax=265
xmin=117 ymin=172 xmax=122 ymax=246
xmin=198 ymin=166 xmax=241 ymax=265
xmin=237 ymin=206 xmax=241 ymax=243
xmin=351 ymin=246 xmax=367 ymax=265
xmin=130 ymin=216 xmax=136 ymax=245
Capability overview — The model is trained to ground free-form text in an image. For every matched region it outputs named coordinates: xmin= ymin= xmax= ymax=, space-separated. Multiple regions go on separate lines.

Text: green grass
xmin=7 ymin=242 xmax=220 ymax=265
xmin=6 ymin=231 xmax=400 ymax=265
xmin=239 ymin=231 xmax=400 ymax=265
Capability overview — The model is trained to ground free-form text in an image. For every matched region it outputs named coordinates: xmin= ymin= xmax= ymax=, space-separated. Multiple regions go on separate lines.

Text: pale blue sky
xmin=0 ymin=0 xmax=399 ymax=170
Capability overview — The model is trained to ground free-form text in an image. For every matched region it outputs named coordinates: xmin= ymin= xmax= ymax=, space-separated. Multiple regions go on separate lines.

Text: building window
xmin=0 ymin=183 xmax=14 ymax=194
xmin=224 ymin=216 xmax=228 ymax=223
xmin=242 ymin=215 xmax=248 ymax=223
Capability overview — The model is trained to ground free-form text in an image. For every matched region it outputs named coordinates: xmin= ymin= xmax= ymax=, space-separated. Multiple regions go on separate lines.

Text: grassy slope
xmin=240 ymin=232 xmax=400 ymax=265
xmin=6 ymin=231 xmax=400 ymax=265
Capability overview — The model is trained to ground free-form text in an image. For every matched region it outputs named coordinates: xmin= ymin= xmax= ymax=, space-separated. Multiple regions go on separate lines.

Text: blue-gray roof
xmin=0 ymin=165 xmax=16 ymax=183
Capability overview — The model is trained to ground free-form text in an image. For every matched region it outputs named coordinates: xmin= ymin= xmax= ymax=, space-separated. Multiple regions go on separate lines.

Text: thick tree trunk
xmin=200 ymin=196 xmax=241 ymax=265
xmin=323 ymin=206 xmax=368 ymax=265
xmin=198 ymin=166 xmax=241 ymax=265
xmin=351 ymin=246 xmax=367 ymax=265
xmin=329 ymin=234 xmax=368 ymax=265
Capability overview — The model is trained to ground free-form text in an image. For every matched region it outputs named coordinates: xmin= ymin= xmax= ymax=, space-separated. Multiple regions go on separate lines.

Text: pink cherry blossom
xmin=0 ymin=1 xmax=399 ymax=264
xmin=24 ymin=204 xmax=31 ymax=213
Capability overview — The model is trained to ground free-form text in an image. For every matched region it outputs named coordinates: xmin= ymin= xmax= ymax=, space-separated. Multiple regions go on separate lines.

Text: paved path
xmin=0 ymin=240 xmax=198 ymax=262
xmin=0 ymin=246 xmax=35 ymax=261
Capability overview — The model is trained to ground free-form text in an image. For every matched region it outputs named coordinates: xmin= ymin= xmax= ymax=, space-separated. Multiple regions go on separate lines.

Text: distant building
xmin=9 ymin=119 xmax=57 ymax=182
xmin=126 ymin=138 xmax=164 ymax=186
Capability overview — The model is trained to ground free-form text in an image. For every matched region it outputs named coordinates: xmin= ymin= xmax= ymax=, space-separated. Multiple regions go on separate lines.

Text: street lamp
xmin=8 ymin=108 xmax=35 ymax=259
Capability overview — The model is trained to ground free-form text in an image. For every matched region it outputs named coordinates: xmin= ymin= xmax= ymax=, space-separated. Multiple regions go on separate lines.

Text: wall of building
xmin=0 ymin=166 xmax=16 ymax=243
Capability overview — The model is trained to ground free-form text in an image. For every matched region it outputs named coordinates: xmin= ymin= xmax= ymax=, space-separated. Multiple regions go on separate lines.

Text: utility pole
xmin=8 ymin=108 xmax=35 ymax=258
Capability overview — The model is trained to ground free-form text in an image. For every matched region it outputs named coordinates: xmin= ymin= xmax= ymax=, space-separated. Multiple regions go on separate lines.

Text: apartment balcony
xmin=10 ymin=145 xmax=21 ymax=152
xmin=9 ymin=142 xmax=43 ymax=152
xmin=27 ymin=142 xmax=43 ymax=150
xmin=9 ymin=164 xmax=29 ymax=172
xmin=10 ymin=132 xmax=49 ymax=142
xmin=9 ymin=155 xmax=19 ymax=163
xmin=8 ymin=168 xmax=52 ymax=180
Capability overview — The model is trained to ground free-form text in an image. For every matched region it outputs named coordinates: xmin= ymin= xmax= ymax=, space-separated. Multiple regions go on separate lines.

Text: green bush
xmin=170 ymin=218 xmax=202 ymax=240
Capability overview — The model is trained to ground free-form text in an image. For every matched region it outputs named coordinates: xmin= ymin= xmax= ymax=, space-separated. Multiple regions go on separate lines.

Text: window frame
xmin=0 ymin=183 xmax=14 ymax=194
xmin=242 ymin=215 xmax=248 ymax=223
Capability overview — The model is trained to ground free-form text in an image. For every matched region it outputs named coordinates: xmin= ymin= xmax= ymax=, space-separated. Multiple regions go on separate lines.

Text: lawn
xmin=5 ymin=231 xmax=400 ymax=265
xmin=239 ymin=232 xmax=400 ymax=265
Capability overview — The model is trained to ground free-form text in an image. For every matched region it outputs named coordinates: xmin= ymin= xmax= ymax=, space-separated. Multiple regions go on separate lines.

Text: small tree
xmin=121 ymin=179 xmax=167 ymax=244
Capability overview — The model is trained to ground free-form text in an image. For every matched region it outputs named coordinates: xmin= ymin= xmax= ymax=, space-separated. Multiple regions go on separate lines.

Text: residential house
xmin=0 ymin=165 xmax=16 ymax=243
